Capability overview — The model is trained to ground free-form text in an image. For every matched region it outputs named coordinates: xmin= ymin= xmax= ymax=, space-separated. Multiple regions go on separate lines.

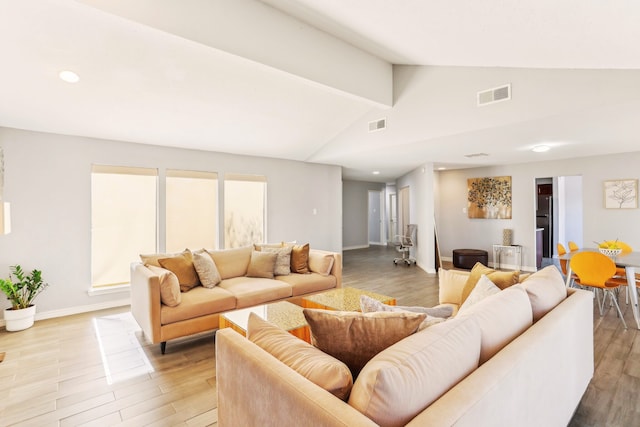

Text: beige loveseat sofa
xmin=216 ymin=265 xmax=594 ymax=426
xmin=130 ymin=245 xmax=341 ymax=353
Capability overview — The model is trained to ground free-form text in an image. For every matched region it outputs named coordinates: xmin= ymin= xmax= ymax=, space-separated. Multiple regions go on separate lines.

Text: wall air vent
xmin=477 ymin=84 xmax=511 ymax=106
xmin=464 ymin=152 xmax=489 ymax=158
xmin=368 ymin=118 xmax=386 ymax=132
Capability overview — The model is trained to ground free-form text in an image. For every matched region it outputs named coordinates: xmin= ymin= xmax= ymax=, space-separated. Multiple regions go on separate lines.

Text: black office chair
xmin=393 ymin=224 xmax=417 ymax=266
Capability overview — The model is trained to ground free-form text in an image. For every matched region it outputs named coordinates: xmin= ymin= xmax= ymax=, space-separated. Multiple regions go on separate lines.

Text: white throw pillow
xmin=193 ymin=250 xmax=222 ymax=288
xmin=457 ymin=274 xmax=500 ymax=315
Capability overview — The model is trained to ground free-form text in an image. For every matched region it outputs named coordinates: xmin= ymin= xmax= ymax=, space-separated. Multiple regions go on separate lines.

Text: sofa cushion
xmin=207 ymin=246 xmax=252 ymax=279
xmin=308 ymin=252 xmax=335 ymax=276
xmin=456 ymin=285 xmax=533 ymax=364
xmin=521 ymin=265 xmax=567 ymax=321
xmin=359 ymin=295 xmax=451 ymax=331
xmin=461 ymin=262 xmax=520 ymax=304
xmin=219 ymin=277 xmax=292 ymax=309
xmin=160 ymin=286 xmax=236 ymax=325
xmin=275 ymin=272 xmax=337 ymax=296
xmin=193 ymin=250 xmax=221 ymax=288
xmin=247 ymin=313 xmax=353 ymax=401
xmin=438 ymin=268 xmax=470 ymax=307
xmin=139 ymin=251 xmax=179 ymax=268
xmin=303 ymin=309 xmax=426 ymax=378
xmin=246 ymin=251 xmax=278 ymax=279
xmin=290 ymin=243 xmax=310 ymax=274
xmin=146 ymin=265 xmax=182 ymax=307
xmin=158 ymin=249 xmax=201 ymax=292
xmin=457 ymin=274 xmax=501 ymax=315
xmin=263 ymin=246 xmax=293 ymax=276
xmin=348 ymin=317 xmax=482 ymax=427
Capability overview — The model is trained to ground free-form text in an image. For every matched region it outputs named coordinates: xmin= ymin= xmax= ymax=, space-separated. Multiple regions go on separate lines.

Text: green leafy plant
xmin=0 ymin=265 xmax=48 ymax=310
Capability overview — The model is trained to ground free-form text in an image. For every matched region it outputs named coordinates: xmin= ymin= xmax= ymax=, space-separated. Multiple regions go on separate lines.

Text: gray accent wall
xmin=0 ymin=127 xmax=342 ymax=317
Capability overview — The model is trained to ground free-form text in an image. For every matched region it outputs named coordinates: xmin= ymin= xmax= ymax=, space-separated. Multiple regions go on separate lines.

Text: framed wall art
xmin=604 ymin=179 xmax=637 ymax=209
xmin=467 ymin=176 xmax=512 ymax=219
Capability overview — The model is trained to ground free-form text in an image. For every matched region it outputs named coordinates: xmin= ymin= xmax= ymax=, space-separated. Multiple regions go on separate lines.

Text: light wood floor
xmin=1 ymin=246 xmax=638 ymax=426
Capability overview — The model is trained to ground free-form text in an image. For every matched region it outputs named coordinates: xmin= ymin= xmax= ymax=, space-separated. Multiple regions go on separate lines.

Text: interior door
xmin=389 ymin=193 xmax=397 ymax=241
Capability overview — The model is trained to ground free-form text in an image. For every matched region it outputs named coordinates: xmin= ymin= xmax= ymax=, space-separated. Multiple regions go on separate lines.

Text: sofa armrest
xmin=309 ymin=249 xmax=342 ymax=288
xmin=130 ymin=262 xmax=162 ymax=344
xmin=216 ymin=329 xmax=376 ymax=427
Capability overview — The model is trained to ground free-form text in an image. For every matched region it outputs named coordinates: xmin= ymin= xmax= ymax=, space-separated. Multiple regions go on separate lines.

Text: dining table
xmin=558 ymin=248 xmax=640 ymax=330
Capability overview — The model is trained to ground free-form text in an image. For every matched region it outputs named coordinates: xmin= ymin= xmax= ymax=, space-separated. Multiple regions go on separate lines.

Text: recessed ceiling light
xmin=532 ymin=145 xmax=550 ymax=153
xmin=437 ymin=167 xmax=447 ymax=170
xmin=59 ymin=70 xmax=80 ymax=83
xmin=372 ymin=171 xmax=380 ymax=175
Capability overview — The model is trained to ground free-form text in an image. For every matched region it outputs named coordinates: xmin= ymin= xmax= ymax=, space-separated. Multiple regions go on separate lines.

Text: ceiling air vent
xmin=464 ymin=152 xmax=489 ymax=158
xmin=368 ymin=118 xmax=386 ymax=132
xmin=477 ymin=84 xmax=511 ymax=106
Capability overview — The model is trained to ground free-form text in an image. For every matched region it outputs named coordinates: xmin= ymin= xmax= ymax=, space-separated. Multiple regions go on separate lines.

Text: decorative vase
xmin=4 ymin=305 xmax=36 ymax=331
xmin=503 ymin=229 xmax=513 ymax=246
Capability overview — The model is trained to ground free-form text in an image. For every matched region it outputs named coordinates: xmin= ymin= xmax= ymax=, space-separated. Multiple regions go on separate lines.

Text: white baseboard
xmin=0 ymin=298 xmax=131 ymax=327
xmin=343 ymin=245 xmax=370 ymax=251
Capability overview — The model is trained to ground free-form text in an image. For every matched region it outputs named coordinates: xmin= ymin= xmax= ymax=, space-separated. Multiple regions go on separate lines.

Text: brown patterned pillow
xmin=303 ymin=309 xmax=426 ymax=378
xmin=263 ymin=246 xmax=293 ymax=276
xmin=192 ymin=250 xmax=221 ymax=288
xmin=290 ymin=243 xmax=310 ymax=274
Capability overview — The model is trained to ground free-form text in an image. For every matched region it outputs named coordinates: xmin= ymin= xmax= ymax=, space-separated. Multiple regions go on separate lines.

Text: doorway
xmin=534 ymin=176 xmax=583 ymax=268
xmin=398 ymin=186 xmax=410 ymax=237
xmin=388 ymin=193 xmax=397 ymax=241
xmin=368 ymin=190 xmax=384 ymax=245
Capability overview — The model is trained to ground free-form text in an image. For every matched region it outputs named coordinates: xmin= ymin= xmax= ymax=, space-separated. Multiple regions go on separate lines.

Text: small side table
xmin=492 ymin=244 xmax=523 ymax=270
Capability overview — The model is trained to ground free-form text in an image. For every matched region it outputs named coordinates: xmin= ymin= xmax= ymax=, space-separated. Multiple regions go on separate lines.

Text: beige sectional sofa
xmin=130 ymin=245 xmax=341 ymax=353
xmin=216 ymin=265 xmax=594 ymax=426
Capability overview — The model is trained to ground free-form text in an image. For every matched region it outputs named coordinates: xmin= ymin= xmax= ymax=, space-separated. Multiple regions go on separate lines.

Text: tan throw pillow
xmin=192 ymin=250 xmax=221 ymax=288
xmin=146 ymin=265 xmax=181 ymax=307
xmin=308 ymin=252 xmax=335 ymax=276
xmin=460 ymin=262 xmax=520 ymax=304
xmin=247 ymin=313 xmax=353 ymax=401
xmin=158 ymin=249 xmax=200 ymax=292
xmin=207 ymin=246 xmax=253 ymax=279
xmin=457 ymin=274 xmax=501 ymax=315
xmin=521 ymin=265 xmax=567 ymax=322
xmin=246 ymin=250 xmax=278 ymax=279
xmin=348 ymin=317 xmax=481 ymax=427
xmin=438 ymin=268 xmax=470 ymax=305
xmin=303 ymin=309 xmax=426 ymax=378
xmin=290 ymin=243 xmax=310 ymax=274
xmin=253 ymin=242 xmax=284 ymax=251
xmin=263 ymin=246 xmax=293 ymax=276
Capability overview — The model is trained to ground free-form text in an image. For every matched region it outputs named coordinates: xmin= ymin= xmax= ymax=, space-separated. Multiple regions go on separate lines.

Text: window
xmin=166 ymin=169 xmax=218 ymax=253
xmin=224 ymin=174 xmax=266 ymax=248
xmin=91 ymin=165 xmax=157 ymax=287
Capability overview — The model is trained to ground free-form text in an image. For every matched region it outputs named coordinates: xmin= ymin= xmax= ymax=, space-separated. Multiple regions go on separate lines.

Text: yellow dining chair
xmin=570 ymin=251 xmax=627 ymax=329
xmin=568 ymin=241 xmax=580 ymax=252
xmin=557 ymin=243 xmax=578 ymax=287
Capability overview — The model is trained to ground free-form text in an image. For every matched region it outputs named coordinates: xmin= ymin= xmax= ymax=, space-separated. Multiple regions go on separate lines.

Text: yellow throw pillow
xmin=303 ymin=309 xmax=426 ymax=378
xmin=246 ymin=250 xmax=278 ymax=279
xmin=290 ymin=243 xmax=310 ymax=274
xmin=460 ymin=262 xmax=520 ymax=304
xmin=247 ymin=313 xmax=353 ymax=401
xmin=158 ymin=249 xmax=200 ymax=292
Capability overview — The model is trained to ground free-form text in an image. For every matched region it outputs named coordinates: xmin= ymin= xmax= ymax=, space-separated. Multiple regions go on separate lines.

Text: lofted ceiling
xmin=1 ymin=0 xmax=640 ymax=182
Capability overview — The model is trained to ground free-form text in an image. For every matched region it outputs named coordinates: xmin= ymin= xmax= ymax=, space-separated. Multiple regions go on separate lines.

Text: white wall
xmin=0 ymin=127 xmax=342 ymax=319
xmin=435 ymin=152 xmax=640 ymax=271
xmin=396 ymin=164 xmax=436 ymax=273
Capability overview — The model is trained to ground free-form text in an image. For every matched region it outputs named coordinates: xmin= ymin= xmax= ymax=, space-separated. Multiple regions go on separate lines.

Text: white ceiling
xmin=1 ymin=0 xmax=640 ymax=182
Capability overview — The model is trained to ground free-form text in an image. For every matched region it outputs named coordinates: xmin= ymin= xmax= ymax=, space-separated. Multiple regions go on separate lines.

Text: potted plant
xmin=0 ymin=265 xmax=48 ymax=331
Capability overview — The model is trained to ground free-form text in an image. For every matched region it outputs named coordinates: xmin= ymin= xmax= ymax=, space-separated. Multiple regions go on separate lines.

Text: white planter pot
xmin=4 ymin=305 xmax=36 ymax=331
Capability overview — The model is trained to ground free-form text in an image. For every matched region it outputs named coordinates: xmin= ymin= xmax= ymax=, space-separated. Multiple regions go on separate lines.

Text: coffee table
xmin=302 ymin=287 xmax=396 ymax=311
xmin=219 ymin=300 xmax=310 ymax=343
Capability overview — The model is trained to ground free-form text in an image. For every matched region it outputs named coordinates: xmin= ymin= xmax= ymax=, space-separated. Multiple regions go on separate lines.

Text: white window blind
xmin=91 ymin=165 xmax=157 ymax=287
xmin=224 ymin=174 xmax=266 ymax=248
xmin=166 ymin=169 xmax=218 ymax=252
